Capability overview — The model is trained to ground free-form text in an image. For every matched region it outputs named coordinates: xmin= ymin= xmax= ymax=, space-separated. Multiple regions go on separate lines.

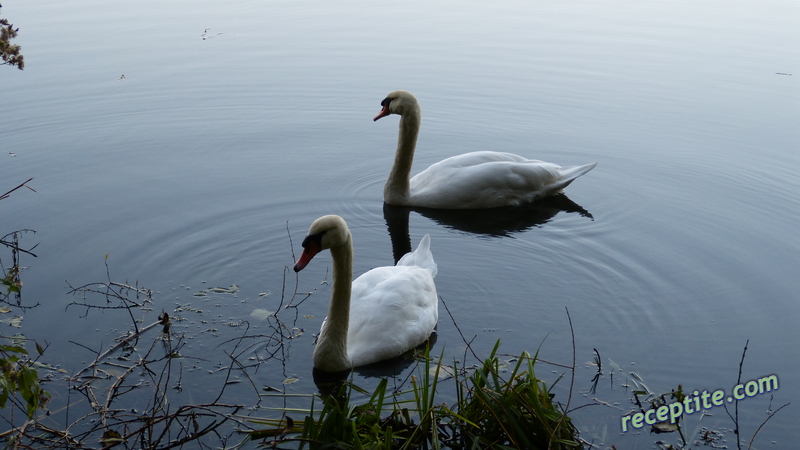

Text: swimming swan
xmin=374 ymin=90 xmax=597 ymax=209
xmin=293 ymin=215 xmax=438 ymax=373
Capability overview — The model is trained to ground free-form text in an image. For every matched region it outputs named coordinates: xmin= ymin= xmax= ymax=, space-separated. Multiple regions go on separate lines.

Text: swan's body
xmin=374 ymin=90 xmax=597 ymax=209
xmin=293 ymin=215 xmax=438 ymax=373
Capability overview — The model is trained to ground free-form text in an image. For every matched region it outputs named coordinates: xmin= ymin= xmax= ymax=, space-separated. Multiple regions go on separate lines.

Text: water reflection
xmin=384 ymin=194 xmax=593 ymax=261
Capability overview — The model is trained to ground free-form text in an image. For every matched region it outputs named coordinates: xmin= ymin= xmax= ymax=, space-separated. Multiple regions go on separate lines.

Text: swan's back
xmin=345 ymin=234 xmax=438 ymax=367
xmin=408 ymin=151 xmax=597 ymax=209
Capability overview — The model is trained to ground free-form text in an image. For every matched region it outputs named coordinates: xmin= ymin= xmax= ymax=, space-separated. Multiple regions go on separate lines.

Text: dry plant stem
xmin=98 ymin=404 xmax=243 ymax=450
xmin=71 ymin=319 xmax=163 ymax=380
xmin=584 ymin=397 xmax=622 ymax=411
xmin=735 ymin=340 xmax=748 ymax=449
xmin=70 ymin=333 xmax=243 ymax=448
xmin=68 ymin=339 xmax=166 ymax=441
xmin=500 ymin=351 xmax=573 ymax=371
xmin=66 ymin=256 xmax=152 ymax=329
xmin=0 ymin=177 xmax=36 ymax=201
xmin=66 ymin=280 xmax=147 ymax=306
xmin=1 ymin=228 xmax=39 ymax=307
xmin=285 ymin=222 xmax=330 ymax=309
xmin=215 ymin=261 xmax=309 ymax=379
xmin=723 ymin=339 xmax=749 ymax=450
xmin=551 ymin=306 xmax=577 ymax=450
xmin=1 ymin=229 xmax=38 ymax=258
xmin=747 ymin=402 xmax=789 ymax=450
xmin=104 ymin=260 xmax=142 ymax=335
xmin=214 ymin=322 xmax=262 ymax=404
xmin=715 ymin=339 xmax=787 ymax=450
xmin=13 ymin=266 xmax=261 ymax=448
xmin=101 ymin=362 xmax=142 ymax=427
xmin=0 ymin=421 xmax=82 ymax=447
xmin=282 ymin=222 xmax=301 ymax=310
xmin=439 ymin=295 xmax=481 ymax=364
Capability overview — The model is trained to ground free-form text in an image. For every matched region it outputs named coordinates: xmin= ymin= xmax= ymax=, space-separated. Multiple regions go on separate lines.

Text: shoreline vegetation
xmin=1 ymin=174 xmax=788 ymax=449
xmin=3 ymin=245 xmax=584 ymax=448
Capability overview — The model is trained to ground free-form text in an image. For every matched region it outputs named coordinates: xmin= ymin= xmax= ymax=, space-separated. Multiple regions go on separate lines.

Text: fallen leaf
xmin=208 ymin=285 xmax=239 ymax=294
xmin=250 ymin=309 xmax=273 ymax=321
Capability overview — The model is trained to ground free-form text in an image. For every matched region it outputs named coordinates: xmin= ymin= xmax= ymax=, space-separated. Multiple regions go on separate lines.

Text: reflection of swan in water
xmin=384 ymin=194 xmax=593 ymax=260
xmin=418 ymin=193 xmax=593 ymax=237
xmin=374 ymin=90 xmax=597 ymax=209
xmin=293 ymin=215 xmax=438 ymax=374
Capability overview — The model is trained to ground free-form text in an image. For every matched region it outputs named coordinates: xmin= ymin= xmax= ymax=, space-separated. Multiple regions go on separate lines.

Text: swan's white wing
xmin=346 ymin=265 xmax=438 ymax=367
xmin=409 ymin=151 xmax=596 ymax=209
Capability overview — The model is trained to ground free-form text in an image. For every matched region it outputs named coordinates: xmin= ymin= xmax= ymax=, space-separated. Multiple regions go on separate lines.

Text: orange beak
xmin=373 ymin=103 xmax=391 ymax=121
xmin=293 ymin=240 xmax=321 ymax=272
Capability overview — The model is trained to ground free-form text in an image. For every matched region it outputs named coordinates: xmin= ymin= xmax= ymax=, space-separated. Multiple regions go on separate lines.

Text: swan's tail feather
xmin=552 ymin=162 xmax=597 ymax=191
xmin=396 ymin=234 xmax=437 ymax=277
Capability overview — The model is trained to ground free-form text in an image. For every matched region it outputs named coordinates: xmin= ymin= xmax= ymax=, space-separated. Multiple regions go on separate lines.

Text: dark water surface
xmin=2 ymin=0 xmax=799 ymax=447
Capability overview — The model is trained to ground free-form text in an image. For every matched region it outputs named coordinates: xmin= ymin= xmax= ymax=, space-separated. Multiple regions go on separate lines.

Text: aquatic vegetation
xmin=0 ymin=213 xmax=787 ymax=449
xmin=245 ymin=340 xmax=580 ymax=449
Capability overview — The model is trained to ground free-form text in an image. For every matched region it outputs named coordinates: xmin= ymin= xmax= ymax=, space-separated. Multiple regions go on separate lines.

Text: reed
xmin=246 ymin=340 xmax=580 ymax=449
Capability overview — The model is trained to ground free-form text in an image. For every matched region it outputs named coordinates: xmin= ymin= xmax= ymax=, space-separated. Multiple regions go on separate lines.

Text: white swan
xmin=374 ymin=90 xmax=597 ymax=209
xmin=293 ymin=215 xmax=438 ymax=373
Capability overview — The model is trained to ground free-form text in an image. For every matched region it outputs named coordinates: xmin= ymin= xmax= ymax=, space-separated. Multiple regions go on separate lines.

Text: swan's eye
xmin=301 ymin=232 xmax=324 ymax=251
xmin=380 ymin=98 xmax=392 ymax=108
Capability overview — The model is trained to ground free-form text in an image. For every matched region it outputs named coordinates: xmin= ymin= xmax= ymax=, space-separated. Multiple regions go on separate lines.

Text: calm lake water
xmin=2 ymin=0 xmax=799 ymax=447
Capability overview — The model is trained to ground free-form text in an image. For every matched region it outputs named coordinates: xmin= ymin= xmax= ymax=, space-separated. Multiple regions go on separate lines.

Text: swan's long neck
xmin=312 ymin=237 xmax=354 ymax=372
xmin=384 ymin=106 xmax=420 ymax=205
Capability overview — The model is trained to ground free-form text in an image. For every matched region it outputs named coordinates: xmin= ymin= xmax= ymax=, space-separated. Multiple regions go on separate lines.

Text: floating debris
xmin=1 ymin=315 xmax=23 ymax=327
xmin=208 ymin=285 xmax=239 ymax=294
xmin=9 ymin=333 xmax=25 ymax=346
xmin=200 ymin=28 xmax=226 ymax=40
xmin=428 ymin=363 xmax=456 ymax=380
xmin=652 ymin=420 xmax=678 ymax=433
xmin=250 ymin=308 xmax=273 ymax=321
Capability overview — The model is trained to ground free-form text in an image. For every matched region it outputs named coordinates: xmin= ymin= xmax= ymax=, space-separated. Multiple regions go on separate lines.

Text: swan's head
xmin=293 ymin=215 xmax=352 ymax=272
xmin=373 ymin=90 xmax=420 ymax=121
